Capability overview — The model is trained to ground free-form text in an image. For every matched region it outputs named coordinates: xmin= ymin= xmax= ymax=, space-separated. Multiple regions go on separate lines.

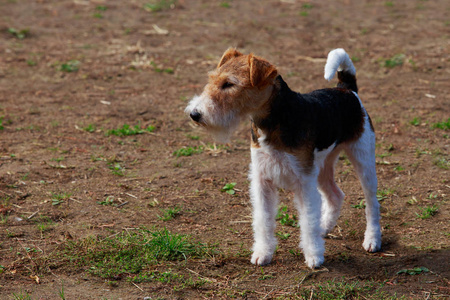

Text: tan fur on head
xmin=185 ymin=48 xmax=279 ymax=142
xmin=248 ymin=54 xmax=278 ymax=88
xmin=218 ymin=48 xmax=243 ymax=68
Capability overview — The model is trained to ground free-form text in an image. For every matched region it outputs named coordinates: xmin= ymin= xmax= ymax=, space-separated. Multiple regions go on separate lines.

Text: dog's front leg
xmin=249 ymin=162 xmax=279 ymax=266
xmin=295 ymin=174 xmax=325 ymax=269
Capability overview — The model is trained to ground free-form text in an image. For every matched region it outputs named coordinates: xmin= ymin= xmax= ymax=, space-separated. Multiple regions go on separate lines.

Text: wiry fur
xmin=185 ymin=48 xmax=381 ymax=269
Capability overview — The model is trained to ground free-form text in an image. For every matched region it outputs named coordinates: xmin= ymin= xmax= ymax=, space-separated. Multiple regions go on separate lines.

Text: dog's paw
xmin=251 ymin=252 xmax=273 ymax=266
xmin=363 ymin=236 xmax=381 ymax=253
xmin=304 ymin=254 xmax=324 ymax=269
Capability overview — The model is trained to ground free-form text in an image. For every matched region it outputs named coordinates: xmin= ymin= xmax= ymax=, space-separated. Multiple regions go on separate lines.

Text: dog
xmin=185 ymin=48 xmax=381 ymax=269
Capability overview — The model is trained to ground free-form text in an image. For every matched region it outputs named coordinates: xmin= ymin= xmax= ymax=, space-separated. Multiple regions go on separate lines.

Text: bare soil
xmin=0 ymin=0 xmax=449 ymax=299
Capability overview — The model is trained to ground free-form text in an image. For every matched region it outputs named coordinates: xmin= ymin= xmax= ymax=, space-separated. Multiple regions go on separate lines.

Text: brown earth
xmin=0 ymin=0 xmax=449 ymax=299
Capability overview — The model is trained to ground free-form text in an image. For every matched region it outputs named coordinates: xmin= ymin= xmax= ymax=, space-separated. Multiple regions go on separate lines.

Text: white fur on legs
xmin=294 ymin=171 xmax=325 ymax=269
xmin=249 ymin=155 xmax=279 ymax=266
xmin=318 ymin=148 xmax=345 ymax=235
xmin=345 ymin=118 xmax=382 ymax=252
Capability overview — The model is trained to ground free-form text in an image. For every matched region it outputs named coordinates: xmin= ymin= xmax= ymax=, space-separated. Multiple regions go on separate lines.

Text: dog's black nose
xmin=190 ymin=110 xmax=202 ymax=122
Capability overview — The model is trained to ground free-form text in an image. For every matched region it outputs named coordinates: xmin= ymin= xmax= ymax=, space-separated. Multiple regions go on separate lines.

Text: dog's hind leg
xmin=344 ymin=121 xmax=382 ymax=253
xmin=249 ymin=160 xmax=279 ymax=266
xmin=318 ymin=148 xmax=345 ymax=236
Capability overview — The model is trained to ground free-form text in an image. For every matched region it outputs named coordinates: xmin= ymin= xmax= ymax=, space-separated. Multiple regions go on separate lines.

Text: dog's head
xmin=185 ymin=48 xmax=278 ymax=142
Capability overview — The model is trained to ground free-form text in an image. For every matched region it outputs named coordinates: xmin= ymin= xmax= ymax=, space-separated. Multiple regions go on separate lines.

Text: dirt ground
xmin=0 ymin=0 xmax=449 ymax=299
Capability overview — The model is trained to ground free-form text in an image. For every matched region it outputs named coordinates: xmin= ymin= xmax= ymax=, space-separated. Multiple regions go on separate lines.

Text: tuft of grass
xmin=150 ymin=61 xmax=174 ymax=74
xmin=8 ymin=27 xmax=30 ymax=39
xmin=397 ymin=266 xmax=429 ymax=275
xmin=433 ymin=157 xmax=449 ymax=169
xmin=173 ymin=146 xmax=203 ymax=157
xmin=144 ymin=0 xmax=177 ymax=12
xmin=97 ymin=196 xmax=116 ymax=206
xmin=432 ymin=118 xmax=450 ymax=130
xmin=394 ymin=165 xmax=405 ymax=171
xmin=276 ymin=205 xmax=297 ymax=227
xmin=377 ymin=189 xmax=394 ymax=201
xmin=220 ymin=1 xmax=231 ymax=8
xmin=221 ymin=182 xmax=237 ymax=195
xmin=62 ymin=227 xmax=213 ymax=279
xmin=11 ymin=290 xmax=32 ymax=300
xmin=27 ymin=59 xmax=37 ymax=66
xmin=410 ymin=117 xmax=421 ymax=126
xmin=351 ymin=199 xmax=366 ymax=209
xmin=83 ymin=124 xmax=96 ymax=133
xmin=51 ymin=192 xmax=72 ymax=206
xmin=276 ymin=232 xmax=291 ymax=240
xmin=60 ymin=60 xmax=80 ymax=72
xmin=108 ymin=163 xmax=125 ymax=176
xmin=186 ymin=134 xmax=200 ymax=140
xmin=298 ymin=279 xmax=400 ymax=300
xmin=158 ymin=206 xmax=181 ymax=221
xmin=106 ymin=123 xmax=155 ymax=136
xmin=384 ymin=54 xmax=405 ymax=68
xmin=35 ymin=216 xmax=55 ymax=233
xmin=416 ymin=205 xmax=438 ymax=219
xmin=58 ymin=281 xmax=66 ymax=300
xmin=0 ymin=116 xmax=4 ymax=130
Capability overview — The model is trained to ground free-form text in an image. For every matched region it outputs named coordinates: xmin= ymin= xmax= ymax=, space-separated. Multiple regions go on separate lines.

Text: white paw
xmin=363 ymin=236 xmax=381 ymax=252
xmin=251 ymin=252 xmax=273 ymax=266
xmin=304 ymin=254 xmax=324 ymax=269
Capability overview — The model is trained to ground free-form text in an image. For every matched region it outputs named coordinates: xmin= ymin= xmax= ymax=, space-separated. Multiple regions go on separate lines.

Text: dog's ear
xmin=218 ymin=48 xmax=243 ymax=68
xmin=248 ymin=54 xmax=278 ymax=87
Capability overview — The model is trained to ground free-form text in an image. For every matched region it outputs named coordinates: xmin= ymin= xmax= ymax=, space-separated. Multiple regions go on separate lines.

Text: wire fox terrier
xmin=185 ymin=48 xmax=381 ymax=269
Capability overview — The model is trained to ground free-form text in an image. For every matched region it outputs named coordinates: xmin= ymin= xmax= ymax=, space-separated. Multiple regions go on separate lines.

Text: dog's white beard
xmin=207 ymin=114 xmax=241 ymax=144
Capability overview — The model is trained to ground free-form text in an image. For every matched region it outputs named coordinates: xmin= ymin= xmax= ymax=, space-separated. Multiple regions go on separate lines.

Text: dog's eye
xmin=221 ymin=81 xmax=234 ymax=89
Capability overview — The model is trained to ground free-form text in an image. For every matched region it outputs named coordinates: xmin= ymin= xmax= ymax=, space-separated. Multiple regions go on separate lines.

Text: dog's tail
xmin=324 ymin=48 xmax=358 ymax=93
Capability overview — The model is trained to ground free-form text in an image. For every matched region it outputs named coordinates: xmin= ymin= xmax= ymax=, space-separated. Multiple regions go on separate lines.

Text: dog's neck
xmin=251 ymin=75 xmax=299 ymax=132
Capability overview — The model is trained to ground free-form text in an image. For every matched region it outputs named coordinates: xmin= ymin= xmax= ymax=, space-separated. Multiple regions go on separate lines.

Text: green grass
xmin=276 ymin=205 xmax=297 ymax=227
xmin=0 ymin=116 xmax=4 ymax=130
xmin=51 ymin=192 xmax=72 ymax=206
xmin=61 ymin=227 xmax=213 ymax=279
xmin=377 ymin=189 xmax=394 ymax=201
xmin=297 ymin=279 xmax=402 ymax=300
xmin=221 ymin=182 xmax=237 ymax=195
xmin=97 ymin=196 xmax=116 ymax=206
xmin=144 ymin=0 xmax=177 ymax=12
xmin=34 ymin=216 xmax=55 ymax=233
xmin=173 ymin=146 xmax=203 ymax=157
xmin=11 ymin=290 xmax=32 ymax=300
xmin=434 ymin=157 xmax=449 ymax=169
xmin=108 ymin=162 xmax=125 ymax=176
xmin=83 ymin=124 xmax=96 ymax=133
xmin=432 ymin=118 xmax=450 ymax=130
xmin=150 ymin=61 xmax=174 ymax=74
xmin=410 ymin=117 xmax=421 ymax=126
xmin=397 ymin=266 xmax=429 ymax=275
xmin=8 ymin=27 xmax=30 ymax=39
xmin=416 ymin=205 xmax=438 ymax=219
xmin=106 ymin=123 xmax=155 ymax=136
xmin=384 ymin=54 xmax=405 ymax=68
xmin=158 ymin=206 xmax=181 ymax=221
xmin=351 ymin=199 xmax=366 ymax=209
xmin=60 ymin=60 xmax=80 ymax=72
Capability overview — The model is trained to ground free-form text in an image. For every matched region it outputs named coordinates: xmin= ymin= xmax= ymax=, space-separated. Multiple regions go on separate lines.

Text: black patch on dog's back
xmin=255 ymin=76 xmax=365 ymax=152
